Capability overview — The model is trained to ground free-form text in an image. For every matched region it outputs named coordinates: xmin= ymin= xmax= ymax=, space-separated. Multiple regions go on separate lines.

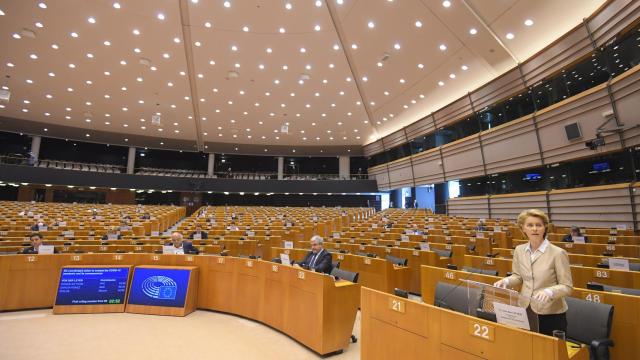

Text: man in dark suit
xmin=170 ymin=232 xmax=199 ymax=255
xmin=189 ymin=224 xmax=209 ymax=240
xmin=294 ymin=235 xmax=332 ymax=274
xmin=20 ymin=233 xmax=58 ymax=254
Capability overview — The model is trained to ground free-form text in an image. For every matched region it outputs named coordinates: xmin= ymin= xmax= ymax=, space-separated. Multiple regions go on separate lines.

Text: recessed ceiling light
xmin=449 ymin=73 xmax=456 ymax=79
xmin=87 ymin=53 xmax=94 ymax=58
xmin=29 ymin=54 xmax=38 ymax=60
xmin=157 ymin=13 xmax=165 ymax=20
xmin=68 ymin=63 xmax=75 ymax=68
xmin=48 ymin=72 xmax=55 ymax=77
xmin=194 ymin=41 xmax=201 ymax=46
xmin=70 ymin=32 xmax=78 ymax=38
xmin=266 ymin=47 xmax=272 ymax=53
xmin=394 ymin=43 xmax=401 ymax=50
xmin=300 ymin=47 xmax=306 ymax=53
xmin=439 ymin=44 xmax=447 ymax=51
xmin=223 ymin=1 xmax=231 ymax=8
xmin=120 ymin=60 xmax=126 ymax=65
xmin=506 ymin=32 xmax=515 ymax=40
xmin=377 ymin=62 xmax=383 ymax=67
xmin=103 ymin=40 xmax=111 ymax=46
xmin=351 ymin=43 xmax=358 ymax=49
xmin=315 ymin=1 xmax=322 ymax=7
xmin=333 ymin=44 xmax=339 ymax=50
xmin=104 ymin=71 xmax=110 ymax=75
xmin=35 ymin=22 xmax=44 ymax=28
xmin=438 ymin=81 xmax=444 ymax=86
xmin=418 ymin=63 xmax=424 ymax=69
xmin=314 ymin=25 xmax=321 ymax=31
xmin=419 ymin=94 xmax=425 ymax=98
xmin=336 ymin=0 xmax=344 ymax=4
xmin=367 ymin=21 xmax=375 ymax=29
xmin=399 ymin=78 xmax=405 ymax=83
xmin=242 ymin=25 xmax=249 ymax=32
xmin=461 ymin=65 xmax=468 ymax=70
xmin=469 ymin=28 xmax=477 ymax=35
xmin=329 ymin=63 xmax=335 ymax=68
xmin=442 ymin=1 xmax=451 ymax=8
xmin=38 ymin=2 xmax=47 ymax=9
xmin=231 ymin=45 xmax=238 ymax=51
xmin=112 ymin=2 xmax=121 ymax=9
xmin=6 ymin=62 xmax=14 ymax=67
xmin=362 ymin=76 xmax=368 ymax=81
xmin=285 ymin=2 xmax=292 ymax=10
xmin=51 ymin=43 xmax=59 ymax=49
xmin=415 ymin=20 xmax=423 ymax=28
xmin=12 ymin=33 xmax=21 ymax=39
xmin=87 ymin=17 xmax=96 ymax=24
xmin=132 ymin=29 xmax=140 ymax=35
xmin=163 ymin=53 xmax=170 ymax=58
xmin=524 ymin=19 xmax=534 ymax=26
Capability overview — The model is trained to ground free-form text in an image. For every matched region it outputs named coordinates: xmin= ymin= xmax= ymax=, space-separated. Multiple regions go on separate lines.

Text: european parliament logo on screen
xmin=142 ymin=276 xmax=177 ymax=300
xmin=128 ymin=268 xmax=190 ymax=307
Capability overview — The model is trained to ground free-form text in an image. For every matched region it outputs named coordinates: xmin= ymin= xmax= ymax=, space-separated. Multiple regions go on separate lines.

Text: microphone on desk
xmin=435 ymin=255 xmax=492 ymax=312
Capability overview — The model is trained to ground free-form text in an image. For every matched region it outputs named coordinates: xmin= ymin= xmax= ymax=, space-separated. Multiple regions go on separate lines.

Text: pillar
xmin=30 ymin=136 xmax=41 ymax=163
xmin=127 ymin=147 xmax=136 ymax=174
xmin=339 ymin=156 xmax=350 ymax=180
xmin=277 ymin=157 xmax=284 ymax=180
xmin=208 ymin=153 xmax=215 ymax=176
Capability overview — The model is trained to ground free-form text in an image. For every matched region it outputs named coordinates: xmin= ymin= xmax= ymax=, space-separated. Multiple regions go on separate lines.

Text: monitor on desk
xmin=54 ymin=266 xmax=131 ymax=313
xmin=127 ymin=267 xmax=191 ymax=308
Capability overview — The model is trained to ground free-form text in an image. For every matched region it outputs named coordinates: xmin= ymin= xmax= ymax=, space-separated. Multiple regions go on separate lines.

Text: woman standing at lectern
xmin=493 ymin=209 xmax=573 ymax=335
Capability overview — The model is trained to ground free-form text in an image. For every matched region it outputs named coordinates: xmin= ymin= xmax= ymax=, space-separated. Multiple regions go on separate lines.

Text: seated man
xmin=189 ymin=224 xmax=209 ymax=240
xmin=294 ymin=235 xmax=332 ymax=274
xmin=170 ymin=232 xmax=199 ymax=255
xmin=30 ymin=221 xmax=48 ymax=231
xmin=101 ymin=227 xmax=123 ymax=240
xmin=140 ymin=212 xmax=151 ymax=220
xmin=475 ymin=220 xmax=486 ymax=232
xmin=20 ymin=233 xmax=58 ymax=254
xmin=562 ymin=226 xmax=590 ymax=243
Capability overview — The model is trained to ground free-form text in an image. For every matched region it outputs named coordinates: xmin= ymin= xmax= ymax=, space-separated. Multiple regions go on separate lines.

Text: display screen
xmin=127 ymin=268 xmax=191 ymax=308
xmin=592 ymin=162 xmax=610 ymax=172
xmin=522 ymin=173 xmax=542 ymax=182
xmin=55 ymin=267 xmax=130 ymax=306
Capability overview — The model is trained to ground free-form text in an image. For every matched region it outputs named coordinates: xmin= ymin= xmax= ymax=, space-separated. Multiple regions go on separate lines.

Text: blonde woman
xmin=494 ymin=209 xmax=573 ymax=335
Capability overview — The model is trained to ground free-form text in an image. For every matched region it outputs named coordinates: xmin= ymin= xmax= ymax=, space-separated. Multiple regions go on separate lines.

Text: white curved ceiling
xmin=0 ymin=0 xmax=605 ymax=149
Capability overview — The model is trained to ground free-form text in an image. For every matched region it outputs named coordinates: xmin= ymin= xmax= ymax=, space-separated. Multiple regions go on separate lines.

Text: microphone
xmin=435 ymin=252 xmax=493 ymax=312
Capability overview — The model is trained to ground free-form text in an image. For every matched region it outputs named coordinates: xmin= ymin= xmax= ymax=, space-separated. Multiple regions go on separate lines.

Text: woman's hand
xmin=493 ymin=279 xmax=509 ymax=288
xmin=533 ymin=289 xmax=553 ymax=302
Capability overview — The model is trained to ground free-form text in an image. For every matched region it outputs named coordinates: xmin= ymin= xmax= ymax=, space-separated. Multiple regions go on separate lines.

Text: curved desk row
xmin=0 ymin=254 xmax=359 ymax=356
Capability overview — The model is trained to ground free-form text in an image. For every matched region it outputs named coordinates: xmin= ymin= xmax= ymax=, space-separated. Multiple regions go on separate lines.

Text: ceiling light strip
xmin=179 ymin=0 xmax=204 ymax=151
xmin=324 ymin=1 xmax=379 ymax=139
xmin=460 ymin=0 xmax=519 ymax=63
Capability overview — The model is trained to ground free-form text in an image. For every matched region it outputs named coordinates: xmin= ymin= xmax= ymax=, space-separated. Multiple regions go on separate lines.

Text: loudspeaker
xmin=564 ymin=122 xmax=582 ymax=141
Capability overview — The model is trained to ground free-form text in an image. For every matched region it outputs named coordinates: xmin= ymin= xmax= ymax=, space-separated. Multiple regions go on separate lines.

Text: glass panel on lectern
xmin=463 ymin=279 xmax=539 ymax=332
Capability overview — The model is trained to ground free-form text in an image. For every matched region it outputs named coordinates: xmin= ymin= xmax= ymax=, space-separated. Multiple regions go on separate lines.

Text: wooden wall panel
xmin=369 ymin=166 xmax=389 ymax=191
xmin=470 ymin=69 xmax=525 ymax=111
xmin=589 ymin=0 xmax=640 ymax=47
xmin=405 ymin=116 xmax=435 ymax=141
xmin=447 ymin=196 xmax=490 ymax=219
xmin=387 ymin=158 xmax=414 ymax=189
xmin=610 ymin=66 xmax=640 ymax=147
xmin=520 ymin=25 xmax=593 ymax=86
xmin=548 ymin=184 xmax=634 ymax=228
xmin=481 ymin=116 xmax=542 ymax=174
xmin=363 ymin=140 xmax=385 ymax=157
xmin=489 ymin=192 xmax=549 ymax=221
xmin=412 ymin=149 xmax=445 ymax=185
xmin=440 ymin=136 xmax=485 ymax=180
xmin=433 ymin=96 xmax=474 ymax=129
xmin=536 ymin=85 xmax=622 ymax=164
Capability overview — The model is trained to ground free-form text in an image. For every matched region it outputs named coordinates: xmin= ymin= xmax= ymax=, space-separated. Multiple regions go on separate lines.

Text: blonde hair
xmin=517 ymin=209 xmax=549 ymax=237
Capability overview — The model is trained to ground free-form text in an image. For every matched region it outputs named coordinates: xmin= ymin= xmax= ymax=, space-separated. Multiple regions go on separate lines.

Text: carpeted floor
xmin=0 ymin=309 xmax=361 ymax=360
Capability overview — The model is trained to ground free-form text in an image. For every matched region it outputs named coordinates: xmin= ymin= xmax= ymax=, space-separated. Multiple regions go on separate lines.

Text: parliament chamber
xmin=1 ymin=0 xmax=640 ymax=359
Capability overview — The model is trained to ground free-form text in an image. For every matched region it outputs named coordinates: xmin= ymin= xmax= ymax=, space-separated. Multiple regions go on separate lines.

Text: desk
xmin=0 ymin=254 xmax=359 ymax=356
xmin=361 ymin=287 xmax=588 ymax=360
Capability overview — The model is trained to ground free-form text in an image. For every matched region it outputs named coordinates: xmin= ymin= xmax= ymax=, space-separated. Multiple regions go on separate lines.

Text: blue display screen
xmin=592 ymin=162 xmax=610 ymax=172
xmin=127 ymin=268 xmax=191 ymax=308
xmin=55 ymin=267 xmax=130 ymax=306
xmin=523 ymin=173 xmax=542 ymax=182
